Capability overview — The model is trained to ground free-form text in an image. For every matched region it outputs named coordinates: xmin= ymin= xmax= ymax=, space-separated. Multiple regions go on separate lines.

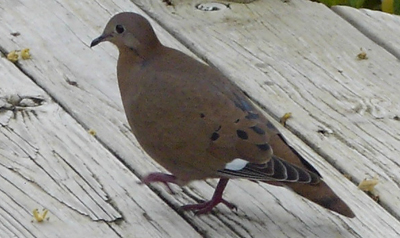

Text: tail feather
xmin=282 ymin=181 xmax=355 ymax=218
xmin=267 ymin=133 xmax=355 ymax=218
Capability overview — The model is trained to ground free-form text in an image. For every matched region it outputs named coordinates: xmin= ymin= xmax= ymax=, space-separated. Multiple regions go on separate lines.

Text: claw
xmin=181 ymin=197 xmax=237 ymax=214
xmin=181 ymin=178 xmax=235 ymax=214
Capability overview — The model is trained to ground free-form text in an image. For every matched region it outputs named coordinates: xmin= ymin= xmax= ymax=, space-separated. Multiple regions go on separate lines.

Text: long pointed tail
xmin=276 ymin=180 xmax=355 ymax=218
xmin=267 ymin=133 xmax=355 ymax=218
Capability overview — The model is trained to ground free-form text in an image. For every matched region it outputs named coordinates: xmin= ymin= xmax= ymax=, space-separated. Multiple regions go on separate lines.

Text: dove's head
xmin=90 ymin=12 xmax=160 ymax=54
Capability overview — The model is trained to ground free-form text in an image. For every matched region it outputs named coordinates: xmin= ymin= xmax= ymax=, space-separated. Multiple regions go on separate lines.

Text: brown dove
xmin=91 ymin=12 xmax=355 ymax=218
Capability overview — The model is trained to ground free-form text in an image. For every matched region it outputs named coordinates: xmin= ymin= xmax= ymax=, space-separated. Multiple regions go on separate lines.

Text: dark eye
xmin=115 ymin=24 xmax=125 ymax=34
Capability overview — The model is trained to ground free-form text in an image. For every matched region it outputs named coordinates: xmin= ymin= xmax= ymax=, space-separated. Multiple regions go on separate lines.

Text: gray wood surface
xmin=1 ymin=0 xmax=400 ymax=237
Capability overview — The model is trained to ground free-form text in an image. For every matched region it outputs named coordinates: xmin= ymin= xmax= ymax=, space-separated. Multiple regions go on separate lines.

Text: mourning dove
xmin=91 ymin=12 xmax=355 ymax=218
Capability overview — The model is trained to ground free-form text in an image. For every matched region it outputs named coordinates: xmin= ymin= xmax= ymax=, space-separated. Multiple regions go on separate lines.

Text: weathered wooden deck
xmin=1 ymin=0 xmax=400 ymax=237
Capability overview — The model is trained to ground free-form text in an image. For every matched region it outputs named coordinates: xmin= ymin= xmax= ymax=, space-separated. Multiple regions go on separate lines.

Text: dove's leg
xmin=141 ymin=174 xmax=236 ymax=214
xmin=181 ymin=178 xmax=237 ymax=214
xmin=140 ymin=172 xmax=177 ymax=194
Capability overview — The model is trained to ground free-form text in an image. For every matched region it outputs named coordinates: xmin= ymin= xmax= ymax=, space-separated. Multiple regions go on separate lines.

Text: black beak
xmin=90 ymin=34 xmax=108 ymax=48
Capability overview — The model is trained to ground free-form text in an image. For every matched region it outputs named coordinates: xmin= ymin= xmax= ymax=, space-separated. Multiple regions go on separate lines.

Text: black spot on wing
xmin=236 ymin=130 xmax=248 ymax=140
xmin=210 ymin=126 xmax=222 ymax=141
xmin=250 ymin=126 xmax=265 ymax=135
xmin=256 ymin=143 xmax=270 ymax=151
xmin=211 ymin=132 xmax=219 ymax=141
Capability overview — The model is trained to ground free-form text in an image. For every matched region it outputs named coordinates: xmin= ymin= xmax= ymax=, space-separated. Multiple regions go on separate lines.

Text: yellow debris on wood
xmin=21 ymin=48 xmax=31 ymax=60
xmin=88 ymin=129 xmax=97 ymax=136
xmin=358 ymin=176 xmax=379 ymax=192
xmin=32 ymin=208 xmax=49 ymax=222
xmin=7 ymin=51 xmax=19 ymax=63
xmin=280 ymin=112 xmax=292 ymax=126
xmin=357 ymin=48 xmax=368 ymax=60
xmin=6 ymin=48 xmax=31 ymax=62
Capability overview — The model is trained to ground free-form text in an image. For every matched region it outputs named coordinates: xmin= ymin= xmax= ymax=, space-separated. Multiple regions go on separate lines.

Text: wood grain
xmin=1 ymin=0 xmax=400 ymax=237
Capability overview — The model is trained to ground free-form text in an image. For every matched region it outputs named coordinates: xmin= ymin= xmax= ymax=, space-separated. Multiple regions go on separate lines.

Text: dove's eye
xmin=115 ymin=25 xmax=125 ymax=34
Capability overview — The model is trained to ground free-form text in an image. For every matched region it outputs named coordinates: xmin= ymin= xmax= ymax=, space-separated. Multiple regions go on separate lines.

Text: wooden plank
xmin=0 ymin=55 xmax=200 ymax=237
xmin=333 ymin=6 xmax=400 ymax=60
xmin=1 ymin=0 xmax=400 ymax=237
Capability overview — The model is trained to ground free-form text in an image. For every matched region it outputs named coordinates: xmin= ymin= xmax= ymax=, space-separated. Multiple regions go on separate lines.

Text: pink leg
xmin=181 ymin=178 xmax=237 ymax=214
xmin=140 ymin=172 xmax=178 ymax=194
xmin=140 ymin=174 xmax=237 ymax=214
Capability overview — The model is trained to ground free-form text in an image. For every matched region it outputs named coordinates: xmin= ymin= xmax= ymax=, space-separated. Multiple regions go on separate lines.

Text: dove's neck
xmin=116 ymin=43 xmax=163 ymax=108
